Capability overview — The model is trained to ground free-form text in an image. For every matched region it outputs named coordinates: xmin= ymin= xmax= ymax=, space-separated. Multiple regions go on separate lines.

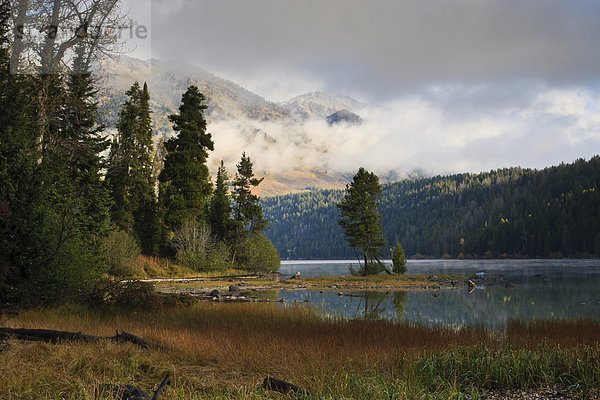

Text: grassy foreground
xmin=0 ymin=303 xmax=599 ymax=399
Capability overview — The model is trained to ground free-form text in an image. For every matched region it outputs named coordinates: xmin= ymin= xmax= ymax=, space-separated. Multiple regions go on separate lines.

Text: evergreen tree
xmin=0 ymin=0 xmax=41 ymax=301
xmin=159 ymin=86 xmax=214 ymax=234
xmin=391 ymin=241 xmax=407 ymax=274
xmin=208 ymin=160 xmax=234 ymax=241
xmin=61 ymin=44 xmax=111 ymax=236
xmin=232 ymin=152 xmax=267 ymax=235
xmin=106 ymin=82 xmax=159 ymax=255
xmin=1 ymin=12 xmax=112 ymax=302
xmin=337 ymin=167 xmax=386 ymax=275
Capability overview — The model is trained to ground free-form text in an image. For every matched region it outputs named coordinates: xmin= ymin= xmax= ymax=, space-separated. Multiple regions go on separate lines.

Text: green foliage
xmin=103 ymin=230 xmax=142 ymax=277
xmin=37 ymin=236 xmax=107 ymax=303
xmin=392 ymin=241 xmax=407 ymax=274
xmin=232 ymin=152 xmax=267 ymax=234
xmin=229 ymin=152 xmax=276 ymax=271
xmin=415 ymin=344 xmax=599 ymax=392
xmin=338 ymin=168 xmax=386 ymax=275
xmin=264 ymin=157 xmax=600 ymax=259
xmin=0 ymin=24 xmax=110 ymax=304
xmin=237 ymin=233 xmax=281 ymax=274
xmin=207 ymin=160 xmax=234 ymax=242
xmin=106 ymin=82 xmax=159 ymax=255
xmin=348 ymin=261 xmax=388 ymax=276
xmin=159 ymin=86 xmax=214 ymax=234
xmin=172 ymin=220 xmax=230 ymax=272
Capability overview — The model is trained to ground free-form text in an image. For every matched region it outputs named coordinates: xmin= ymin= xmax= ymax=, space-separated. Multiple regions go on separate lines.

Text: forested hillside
xmin=263 ymin=157 xmax=600 ymax=259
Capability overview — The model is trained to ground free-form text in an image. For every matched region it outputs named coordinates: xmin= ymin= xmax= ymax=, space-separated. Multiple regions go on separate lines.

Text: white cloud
xmin=206 ymin=85 xmax=600 ymax=178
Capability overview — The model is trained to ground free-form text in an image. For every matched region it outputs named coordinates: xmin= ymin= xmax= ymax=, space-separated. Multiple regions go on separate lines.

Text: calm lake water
xmin=278 ymin=259 xmax=600 ymax=330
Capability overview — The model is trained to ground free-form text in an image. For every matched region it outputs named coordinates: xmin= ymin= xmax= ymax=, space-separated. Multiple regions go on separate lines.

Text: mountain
xmin=326 ymin=110 xmax=363 ymax=125
xmin=97 ymin=56 xmax=291 ymax=133
xmin=262 ymin=157 xmax=600 ymax=259
xmin=281 ymin=91 xmax=365 ymax=120
xmin=96 ymin=57 xmax=367 ymax=196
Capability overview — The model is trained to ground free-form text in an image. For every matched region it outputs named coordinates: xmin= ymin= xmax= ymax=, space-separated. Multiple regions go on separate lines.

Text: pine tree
xmin=208 ymin=160 xmax=234 ymax=242
xmin=232 ymin=152 xmax=267 ymax=235
xmin=229 ymin=153 xmax=279 ymax=271
xmin=159 ymin=86 xmax=214 ymax=234
xmin=61 ymin=44 xmax=111 ymax=235
xmin=391 ymin=241 xmax=407 ymax=274
xmin=106 ymin=82 xmax=158 ymax=255
xmin=0 ymin=0 xmax=41 ymax=300
xmin=338 ymin=167 xmax=386 ymax=275
xmin=1 ymin=14 xmax=113 ymax=302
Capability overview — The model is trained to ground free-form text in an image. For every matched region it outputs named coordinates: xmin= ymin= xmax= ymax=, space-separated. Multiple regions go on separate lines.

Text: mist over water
xmin=279 ymin=260 xmax=600 ymax=330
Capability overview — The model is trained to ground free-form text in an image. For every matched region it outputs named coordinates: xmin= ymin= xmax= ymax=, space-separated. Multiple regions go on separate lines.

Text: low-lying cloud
xmin=207 ymin=84 xmax=600 ymax=179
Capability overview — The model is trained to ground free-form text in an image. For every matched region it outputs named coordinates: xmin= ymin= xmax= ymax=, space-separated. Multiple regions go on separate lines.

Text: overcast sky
xmin=124 ymin=0 xmax=600 ymax=174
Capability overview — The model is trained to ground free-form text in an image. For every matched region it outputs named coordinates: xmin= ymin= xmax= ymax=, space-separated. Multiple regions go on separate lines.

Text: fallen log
xmin=263 ymin=375 xmax=317 ymax=398
xmin=100 ymin=374 xmax=171 ymax=400
xmin=0 ymin=327 xmax=99 ymax=344
xmin=115 ymin=330 xmax=161 ymax=349
xmin=0 ymin=327 xmax=162 ymax=349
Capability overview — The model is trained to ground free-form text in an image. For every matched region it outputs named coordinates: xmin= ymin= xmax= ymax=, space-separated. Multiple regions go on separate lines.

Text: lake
xmin=278 ymin=259 xmax=600 ymax=330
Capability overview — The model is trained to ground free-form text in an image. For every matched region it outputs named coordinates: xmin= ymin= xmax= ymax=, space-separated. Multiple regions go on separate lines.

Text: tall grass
xmin=1 ymin=304 xmax=598 ymax=399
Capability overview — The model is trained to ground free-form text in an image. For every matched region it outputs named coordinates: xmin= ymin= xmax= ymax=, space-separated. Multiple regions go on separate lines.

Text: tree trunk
xmin=9 ymin=0 xmax=29 ymax=74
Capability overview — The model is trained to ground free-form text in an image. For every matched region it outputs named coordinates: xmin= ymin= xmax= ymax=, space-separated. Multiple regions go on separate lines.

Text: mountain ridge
xmin=96 ymin=56 xmax=367 ymax=196
xmin=262 ymin=156 xmax=600 ymax=259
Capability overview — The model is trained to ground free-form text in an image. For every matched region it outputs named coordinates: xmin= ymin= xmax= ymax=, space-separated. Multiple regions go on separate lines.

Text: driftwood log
xmin=0 ymin=327 xmax=162 ymax=349
xmin=100 ymin=374 xmax=171 ymax=400
xmin=263 ymin=375 xmax=318 ymax=398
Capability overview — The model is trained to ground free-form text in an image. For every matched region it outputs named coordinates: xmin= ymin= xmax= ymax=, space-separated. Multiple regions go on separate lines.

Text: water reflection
xmin=278 ymin=260 xmax=600 ymax=330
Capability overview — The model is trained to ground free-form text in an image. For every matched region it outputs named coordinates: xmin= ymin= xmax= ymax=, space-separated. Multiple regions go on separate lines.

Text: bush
xmin=36 ymin=236 xmax=108 ymax=303
xmin=348 ymin=260 xmax=388 ymax=276
xmin=172 ymin=220 xmax=230 ymax=272
xmin=237 ymin=233 xmax=280 ymax=274
xmin=103 ymin=229 xmax=141 ymax=277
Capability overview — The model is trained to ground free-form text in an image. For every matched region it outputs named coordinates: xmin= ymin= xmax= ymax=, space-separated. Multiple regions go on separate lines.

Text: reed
xmin=1 ymin=304 xmax=598 ymax=399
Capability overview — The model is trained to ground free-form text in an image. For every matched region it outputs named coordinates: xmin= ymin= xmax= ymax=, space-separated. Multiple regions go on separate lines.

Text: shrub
xmin=103 ymin=229 xmax=141 ymax=277
xmin=236 ymin=233 xmax=280 ymax=274
xmin=348 ymin=260 xmax=388 ymax=276
xmin=172 ymin=220 xmax=230 ymax=272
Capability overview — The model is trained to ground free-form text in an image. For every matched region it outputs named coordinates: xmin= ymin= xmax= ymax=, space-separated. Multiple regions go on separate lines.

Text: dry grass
xmin=1 ymin=304 xmax=598 ymax=399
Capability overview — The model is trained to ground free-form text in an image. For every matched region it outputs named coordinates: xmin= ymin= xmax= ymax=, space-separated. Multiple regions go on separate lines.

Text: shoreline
xmin=151 ymin=273 xmax=473 ymax=301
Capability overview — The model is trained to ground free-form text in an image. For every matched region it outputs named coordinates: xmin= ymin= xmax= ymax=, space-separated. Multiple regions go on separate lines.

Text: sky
xmin=123 ymin=0 xmax=600 ymax=175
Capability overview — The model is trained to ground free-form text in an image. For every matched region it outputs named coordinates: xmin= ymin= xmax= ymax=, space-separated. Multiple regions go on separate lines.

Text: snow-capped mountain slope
xmin=281 ymin=91 xmax=365 ymax=120
xmin=95 ymin=56 xmax=369 ymax=196
xmin=97 ymin=57 xmax=292 ymax=135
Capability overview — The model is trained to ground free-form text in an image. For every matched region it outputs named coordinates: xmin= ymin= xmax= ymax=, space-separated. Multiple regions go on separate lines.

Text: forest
xmin=263 ymin=156 xmax=600 ymax=260
xmin=0 ymin=1 xmax=278 ymax=306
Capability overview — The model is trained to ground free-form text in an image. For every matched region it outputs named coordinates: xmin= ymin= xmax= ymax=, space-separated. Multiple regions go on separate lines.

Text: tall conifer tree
xmin=61 ymin=44 xmax=110 ymax=235
xmin=106 ymin=82 xmax=158 ymax=255
xmin=232 ymin=152 xmax=267 ymax=234
xmin=207 ymin=160 xmax=234 ymax=241
xmin=2 ymin=10 xmax=112 ymax=301
xmin=338 ymin=167 xmax=386 ymax=275
xmin=159 ymin=86 xmax=214 ymax=234
xmin=0 ymin=0 xmax=41 ymax=300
